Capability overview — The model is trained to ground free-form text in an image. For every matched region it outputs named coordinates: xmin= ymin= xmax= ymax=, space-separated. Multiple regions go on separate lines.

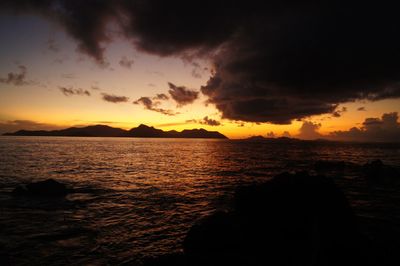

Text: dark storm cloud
xmin=3 ymin=1 xmax=400 ymax=123
xmin=0 ymin=65 xmax=29 ymax=86
xmin=101 ymin=93 xmax=129 ymax=103
xmin=119 ymin=56 xmax=134 ymax=69
xmin=133 ymin=96 xmax=177 ymax=116
xmin=59 ymin=86 xmax=90 ymax=96
xmin=330 ymin=112 xmax=400 ymax=142
xmin=168 ymin=82 xmax=199 ymax=107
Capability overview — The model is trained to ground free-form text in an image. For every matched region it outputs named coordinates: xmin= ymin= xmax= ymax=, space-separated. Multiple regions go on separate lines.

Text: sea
xmin=0 ymin=136 xmax=399 ymax=265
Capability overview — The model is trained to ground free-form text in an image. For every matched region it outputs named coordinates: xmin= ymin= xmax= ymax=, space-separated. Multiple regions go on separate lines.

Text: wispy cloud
xmin=0 ymin=120 xmax=62 ymax=134
xmin=101 ymin=93 xmax=129 ymax=103
xmin=0 ymin=65 xmax=30 ymax=86
xmin=184 ymin=116 xmax=222 ymax=126
xmin=59 ymin=86 xmax=91 ymax=96
xmin=157 ymin=116 xmax=221 ymax=127
xmin=332 ymin=106 xmax=347 ymax=117
xmin=119 ymin=56 xmax=134 ymax=69
xmin=153 ymin=93 xmax=169 ymax=101
xmin=47 ymin=38 xmax=59 ymax=52
xmin=61 ymin=73 xmax=76 ymax=79
xmin=156 ymin=122 xmax=190 ymax=127
xmin=133 ymin=96 xmax=177 ymax=116
xmin=91 ymin=85 xmax=101 ymax=91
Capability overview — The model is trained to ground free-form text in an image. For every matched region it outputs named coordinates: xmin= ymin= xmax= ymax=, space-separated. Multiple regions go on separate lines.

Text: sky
xmin=0 ymin=1 xmax=400 ymax=141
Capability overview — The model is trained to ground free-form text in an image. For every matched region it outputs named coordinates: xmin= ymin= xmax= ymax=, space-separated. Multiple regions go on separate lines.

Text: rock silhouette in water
xmin=363 ymin=159 xmax=400 ymax=186
xmin=314 ymin=160 xmax=346 ymax=173
xmin=12 ymin=179 xmax=68 ymax=197
xmin=145 ymin=172 xmax=378 ymax=266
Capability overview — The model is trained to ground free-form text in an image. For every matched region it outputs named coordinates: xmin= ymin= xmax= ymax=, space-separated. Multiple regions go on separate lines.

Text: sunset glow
xmin=1 ymin=5 xmax=400 ymax=140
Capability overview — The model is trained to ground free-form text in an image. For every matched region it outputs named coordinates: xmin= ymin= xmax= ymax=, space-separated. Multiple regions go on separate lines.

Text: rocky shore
xmin=143 ymin=163 xmax=400 ymax=266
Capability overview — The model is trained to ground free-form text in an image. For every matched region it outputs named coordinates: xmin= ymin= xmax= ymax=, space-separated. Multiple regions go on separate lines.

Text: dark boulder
xmin=12 ymin=179 xmax=68 ymax=197
xmin=182 ymin=172 xmax=367 ymax=266
xmin=363 ymin=160 xmax=400 ymax=186
xmin=183 ymin=211 xmax=242 ymax=265
xmin=314 ymin=160 xmax=346 ymax=173
xmin=141 ymin=253 xmax=186 ymax=266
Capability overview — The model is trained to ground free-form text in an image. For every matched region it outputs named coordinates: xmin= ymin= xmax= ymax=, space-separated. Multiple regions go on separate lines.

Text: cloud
xmin=182 ymin=116 xmax=221 ymax=126
xmin=330 ymin=112 xmax=400 ymax=142
xmin=282 ymin=131 xmax=291 ymax=138
xmin=61 ymin=73 xmax=76 ymax=79
xmin=59 ymin=86 xmax=91 ymax=96
xmin=0 ymin=65 xmax=29 ymax=86
xmin=157 ymin=122 xmax=190 ymax=127
xmin=297 ymin=121 xmax=323 ymax=140
xmin=101 ymin=93 xmax=129 ymax=103
xmin=47 ymin=38 xmax=59 ymax=52
xmin=0 ymin=120 xmax=62 ymax=135
xmin=266 ymin=131 xmax=275 ymax=138
xmin=133 ymin=96 xmax=177 ymax=116
xmin=357 ymin=107 xmax=366 ymax=111
xmin=168 ymin=82 xmax=199 ymax=107
xmin=332 ymin=106 xmax=347 ymax=118
xmin=91 ymin=85 xmax=101 ymax=91
xmin=119 ymin=56 xmax=134 ymax=69
xmin=153 ymin=93 xmax=169 ymax=101
xmin=201 ymin=116 xmax=221 ymax=126
xmin=188 ymin=61 xmax=207 ymax=79
xmin=3 ymin=1 xmax=400 ymax=122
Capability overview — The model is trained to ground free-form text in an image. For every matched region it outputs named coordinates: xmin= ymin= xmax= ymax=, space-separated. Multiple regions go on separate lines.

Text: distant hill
xmin=243 ymin=136 xmax=303 ymax=142
xmin=3 ymin=124 xmax=228 ymax=139
xmin=243 ymin=135 xmax=334 ymax=143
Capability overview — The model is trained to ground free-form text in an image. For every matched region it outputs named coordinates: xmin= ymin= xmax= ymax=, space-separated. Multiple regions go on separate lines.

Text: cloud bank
xmin=3 ymin=1 xmax=400 ymax=123
xmin=294 ymin=112 xmax=400 ymax=142
xmin=330 ymin=112 xmax=400 ymax=142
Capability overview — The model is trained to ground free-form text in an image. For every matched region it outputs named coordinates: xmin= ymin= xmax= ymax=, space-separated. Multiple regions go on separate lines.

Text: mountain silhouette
xmin=3 ymin=124 xmax=228 ymax=139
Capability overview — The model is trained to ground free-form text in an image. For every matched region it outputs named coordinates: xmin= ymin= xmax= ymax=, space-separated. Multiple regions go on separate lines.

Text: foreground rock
xmin=12 ymin=179 xmax=68 ymax=197
xmin=363 ymin=159 xmax=400 ymax=186
xmin=144 ymin=172 xmax=382 ymax=266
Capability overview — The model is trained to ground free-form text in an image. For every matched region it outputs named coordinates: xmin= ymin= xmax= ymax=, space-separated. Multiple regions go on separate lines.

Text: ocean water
xmin=0 ymin=136 xmax=399 ymax=265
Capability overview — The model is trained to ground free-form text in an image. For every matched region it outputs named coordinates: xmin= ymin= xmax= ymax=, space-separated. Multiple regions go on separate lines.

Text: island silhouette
xmin=3 ymin=124 xmax=227 ymax=139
